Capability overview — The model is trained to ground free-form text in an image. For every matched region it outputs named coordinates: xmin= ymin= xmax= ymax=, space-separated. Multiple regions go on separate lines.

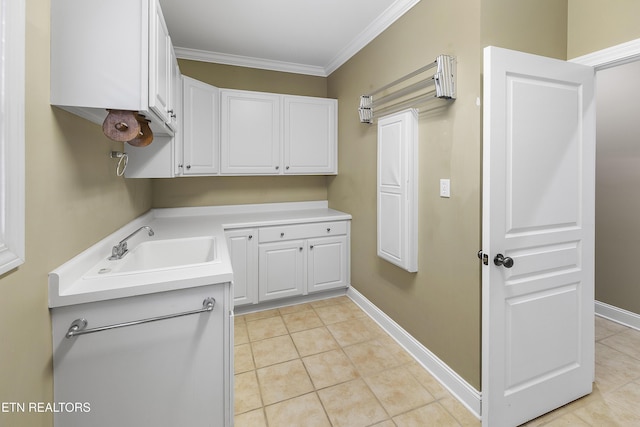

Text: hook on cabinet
xmin=110 ymin=151 xmax=128 ymax=177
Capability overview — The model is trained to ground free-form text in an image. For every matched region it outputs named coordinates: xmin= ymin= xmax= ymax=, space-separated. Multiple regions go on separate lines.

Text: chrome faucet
xmin=109 ymin=226 xmax=154 ymax=260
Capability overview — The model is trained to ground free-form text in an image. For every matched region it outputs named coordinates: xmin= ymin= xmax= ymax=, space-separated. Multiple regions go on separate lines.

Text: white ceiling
xmin=158 ymin=0 xmax=421 ymax=77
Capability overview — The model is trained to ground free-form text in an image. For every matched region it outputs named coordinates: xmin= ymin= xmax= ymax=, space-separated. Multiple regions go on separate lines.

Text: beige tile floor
xmin=234 ymin=296 xmax=640 ymax=426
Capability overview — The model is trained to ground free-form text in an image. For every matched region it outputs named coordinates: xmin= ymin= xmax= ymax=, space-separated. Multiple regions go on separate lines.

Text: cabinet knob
xmin=310 ymin=245 xmax=314 ymax=250
xmin=280 ymin=232 xmax=285 ymax=238
xmin=186 ymin=165 xmax=191 ymax=170
xmin=286 ymin=166 xmax=290 ymax=170
xmin=299 ymin=247 xmax=303 ymax=251
xmin=248 ymin=235 xmax=253 ymax=240
xmin=275 ymin=166 xmax=280 ymax=170
xmin=178 ymin=164 xmax=183 ymax=168
xmin=327 ymin=228 xmax=331 ymax=233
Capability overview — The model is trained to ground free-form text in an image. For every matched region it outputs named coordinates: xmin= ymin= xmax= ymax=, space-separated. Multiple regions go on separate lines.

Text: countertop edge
xmin=49 ymin=201 xmax=351 ymax=308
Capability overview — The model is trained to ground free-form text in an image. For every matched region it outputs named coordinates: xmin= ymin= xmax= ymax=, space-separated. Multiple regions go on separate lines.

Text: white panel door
xmin=482 ymin=46 xmax=595 ymax=427
xmin=258 ymin=240 xmax=305 ymax=301
xmin=225 ymin=229 xmax=257 ymax=307
xmin=283 ymin=96 xmax=337 ymax=174
xmin=220 ymin=90 xmax=281 ymax=174
xmin=182 ymin=76 xmax=220 ymax=175
xmin=148 ymin=0 xmax=171 ymax=124
xmin=377 ymin=109 xmax=418 ymax=272
xmin=307 ymin=235 xmax=347 ymax=293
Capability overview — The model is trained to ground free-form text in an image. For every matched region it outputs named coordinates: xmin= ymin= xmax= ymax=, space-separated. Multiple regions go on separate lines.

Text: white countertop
xmin=49 ymin=201 xmax=351 ymax=307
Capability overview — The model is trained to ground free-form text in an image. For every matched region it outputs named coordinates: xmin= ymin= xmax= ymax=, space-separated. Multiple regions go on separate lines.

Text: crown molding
xmin=324 ymin=0 xmax=421 ymax=75
xmin=174 ymin=47 xmax=328 ymax=77
xmin=175 ymin=0 xmax=421 ymax=77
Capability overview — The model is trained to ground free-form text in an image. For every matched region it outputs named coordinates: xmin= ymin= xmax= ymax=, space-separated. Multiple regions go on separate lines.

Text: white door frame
xmin=570 ymin=38 xmax=640 ymax=70
xmin=571 ymin=39 xmax=640 ymax=331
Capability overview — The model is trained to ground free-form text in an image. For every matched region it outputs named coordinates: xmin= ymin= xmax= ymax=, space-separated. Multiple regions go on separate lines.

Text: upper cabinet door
xmin=149 ymin=0 xmax=172 ymax=126
xmin=182 ymin=76 xmax=220 ymax=175
xmin=220 ymin=90 xmax=281 ymax=175
xmin=283 ymin=96 xmax=337 ymax=175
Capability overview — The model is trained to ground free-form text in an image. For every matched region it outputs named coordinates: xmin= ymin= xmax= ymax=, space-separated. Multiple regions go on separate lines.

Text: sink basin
xmin=84 ymin=236 xmax=217 ymax=278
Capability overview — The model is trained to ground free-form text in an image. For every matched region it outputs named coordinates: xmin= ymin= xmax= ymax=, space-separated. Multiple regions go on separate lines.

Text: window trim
xmin=0 ymin=0 xmax=26 ymax=276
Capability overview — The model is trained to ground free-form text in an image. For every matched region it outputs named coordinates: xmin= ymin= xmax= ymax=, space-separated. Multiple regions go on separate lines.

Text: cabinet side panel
xmin=50 ymin=0 xmax=147 ymax=110
xmin=51 ymin=284 xmax=229 ymax=427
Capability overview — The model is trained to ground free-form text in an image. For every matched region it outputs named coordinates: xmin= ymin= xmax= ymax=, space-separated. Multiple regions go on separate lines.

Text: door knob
xmin=493 ymin=253 xmax=514 ymax=268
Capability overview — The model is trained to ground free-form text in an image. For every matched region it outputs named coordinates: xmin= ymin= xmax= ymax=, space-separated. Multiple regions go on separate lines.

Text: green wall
xmin=568 ymin=0 xmax=640 ymax=59
xmin=328 ymin=0 xmax=483 ymax=388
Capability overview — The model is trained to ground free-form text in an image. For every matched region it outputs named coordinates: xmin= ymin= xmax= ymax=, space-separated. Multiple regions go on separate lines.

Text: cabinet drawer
xmin=259 ymin=221 xmax=347 ymax=243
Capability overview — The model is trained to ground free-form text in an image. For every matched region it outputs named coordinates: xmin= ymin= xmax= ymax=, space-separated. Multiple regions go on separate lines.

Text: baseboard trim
xmin=346 ymin=287 xmax=482 ymax=419
xmin=595 ymin=300 xmax=640 ymax=331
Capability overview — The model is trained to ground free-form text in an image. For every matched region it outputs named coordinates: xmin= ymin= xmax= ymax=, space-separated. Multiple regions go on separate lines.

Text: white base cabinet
xmin=51 ymin=283 xmax=233 ymax=427
xmin=227 ymin=219 xmax=350 ymax=307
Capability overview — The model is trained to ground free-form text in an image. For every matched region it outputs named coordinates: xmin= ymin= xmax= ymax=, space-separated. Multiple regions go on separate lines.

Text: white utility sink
xmin=84 ymin=236 xmax=218 ymax=278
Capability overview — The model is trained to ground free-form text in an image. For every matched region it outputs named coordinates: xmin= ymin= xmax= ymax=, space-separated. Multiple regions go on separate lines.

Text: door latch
xmin=477 ymin=250 xmax=489 ymax=266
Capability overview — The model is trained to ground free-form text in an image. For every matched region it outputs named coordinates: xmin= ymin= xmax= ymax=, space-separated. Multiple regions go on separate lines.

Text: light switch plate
xmin=440 ymin=179 xmax=451 ymax=198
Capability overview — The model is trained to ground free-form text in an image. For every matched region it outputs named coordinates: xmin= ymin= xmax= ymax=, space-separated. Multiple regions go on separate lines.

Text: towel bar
xmin=65 ymin=297 xmax=216 ymax=338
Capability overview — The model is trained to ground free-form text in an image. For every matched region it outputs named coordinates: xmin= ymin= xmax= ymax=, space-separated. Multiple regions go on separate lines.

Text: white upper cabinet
xmin=283 ymin=95 xmax=337 ymax=174
xmin=50 ymin=0 xmax=178 ymax=136
xmin=220 ymin=90 xmax=281 ymax=175
xmin=125 ymin=52 xmax=183 ymax=178
xmin=183 ymin=76 xmax=220 ymax=175
xmin=149 ymin=0 xmax=172 ymax=127
xmin=220 ymin=89 xmax=337 ymax=175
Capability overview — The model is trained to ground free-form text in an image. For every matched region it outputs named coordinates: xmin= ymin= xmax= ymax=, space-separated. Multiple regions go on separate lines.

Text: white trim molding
xmin=347 ymin=287 xmax=482 ymax=419
xmin=0 ymin=0 xmax=26 ymax=276
xmin=174 ymin=47 xmax=329 ymax=77
xmin=596 ymin=301 xmax=640 ymax=331
xmin=571 ymin=38 xmax=640 ymax=69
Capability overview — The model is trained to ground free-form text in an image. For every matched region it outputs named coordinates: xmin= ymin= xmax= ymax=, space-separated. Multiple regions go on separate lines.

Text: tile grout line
xmin=235 ymin=297 xmax=479 ymax=426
